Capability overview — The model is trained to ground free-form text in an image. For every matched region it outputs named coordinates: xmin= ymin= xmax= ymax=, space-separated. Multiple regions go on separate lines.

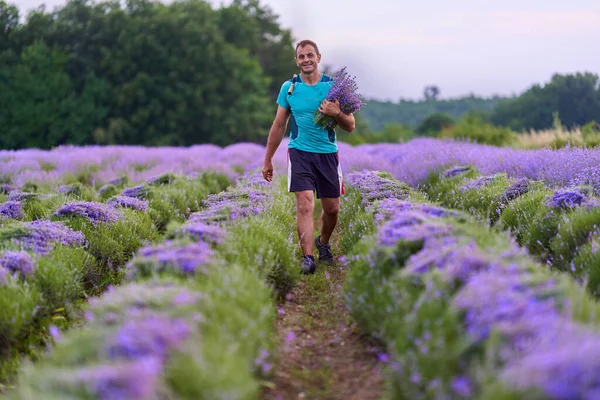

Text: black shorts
xmin=287 ymin=148 xmax=344 ymax=199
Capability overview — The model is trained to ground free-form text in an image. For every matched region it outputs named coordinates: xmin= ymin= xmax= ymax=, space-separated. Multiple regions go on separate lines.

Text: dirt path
xmin=262 ymin=213 xmax=385 ymax=400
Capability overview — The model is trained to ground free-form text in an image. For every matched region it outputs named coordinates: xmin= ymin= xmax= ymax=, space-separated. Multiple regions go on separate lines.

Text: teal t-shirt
xmin=276 ymin=73 xmax=337 ymax=154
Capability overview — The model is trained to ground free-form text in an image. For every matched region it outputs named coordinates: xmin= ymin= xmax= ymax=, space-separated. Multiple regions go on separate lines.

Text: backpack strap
xmin=287 ymin=74 xmax=301 ymax=95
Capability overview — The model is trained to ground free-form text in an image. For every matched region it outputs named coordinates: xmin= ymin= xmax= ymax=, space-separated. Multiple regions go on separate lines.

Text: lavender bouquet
xmin=314 ymin=67 xmax=365 ymax=130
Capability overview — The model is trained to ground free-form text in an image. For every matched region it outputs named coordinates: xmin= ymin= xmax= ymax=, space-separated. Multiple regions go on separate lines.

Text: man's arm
xmin=262 ymin=105 xmax=290 ymax=181
xmin=335 ymin=111 xmax=355 ymax=133
xmin=264 ymin=105 xmax=290 ymax=161
xmin=318 ymin=99 xmax=356 ymax=132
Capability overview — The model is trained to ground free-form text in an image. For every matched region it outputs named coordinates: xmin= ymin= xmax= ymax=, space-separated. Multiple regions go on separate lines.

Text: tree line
xmin=360 ymin=72 xmax=600 ymax=134
xmin=2 ymin=0 xmax=599 ymax=150
xmin=0 ymin=0 xmax=297 ymax=149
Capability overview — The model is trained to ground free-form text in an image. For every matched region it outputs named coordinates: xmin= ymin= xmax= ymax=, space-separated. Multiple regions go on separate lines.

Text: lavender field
xmin=1 ymin=138 xmax=600 ymax=399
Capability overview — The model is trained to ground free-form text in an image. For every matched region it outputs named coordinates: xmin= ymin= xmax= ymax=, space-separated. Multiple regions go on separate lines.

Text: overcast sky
xmin=11 ymin=0 xmax=600 ymax=101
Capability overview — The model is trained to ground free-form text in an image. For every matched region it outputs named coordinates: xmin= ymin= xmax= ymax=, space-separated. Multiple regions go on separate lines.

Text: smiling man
xmin=262 ymin=39 xmax=356 ymax=275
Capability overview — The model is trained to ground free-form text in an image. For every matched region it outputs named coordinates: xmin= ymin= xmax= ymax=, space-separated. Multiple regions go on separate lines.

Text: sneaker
xmin=315 ymin=235 xmax=334 ymax=264
xmin=301 ymin=255 xmax=316 ymax=275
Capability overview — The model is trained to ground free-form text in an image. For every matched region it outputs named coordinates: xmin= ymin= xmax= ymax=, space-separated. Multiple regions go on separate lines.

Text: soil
xmin=261 ymin=215 xmax=385 ymax=400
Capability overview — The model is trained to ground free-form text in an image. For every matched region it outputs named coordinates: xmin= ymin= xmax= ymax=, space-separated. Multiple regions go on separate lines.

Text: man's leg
xmin=287 ymin=149 xmax=318 ymax=274
xmin=295 ymin=190 xmax=315 ymax=256
xmin=319 ymin=197 xmax=340 ymax=245
xmin=313 ymin=151 xmax=342 ymax=264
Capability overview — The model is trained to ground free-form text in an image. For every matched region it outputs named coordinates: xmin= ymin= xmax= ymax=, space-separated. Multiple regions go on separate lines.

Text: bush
xmin=31 ymin=246 xmax=96 ymax=316
xmin=343 ymin=170 xmax=600 ymax=399
xmin=438 ymin=114 xmax=518 ymax=146
xmin=145 ymin=173 xmax=231 ymax=231
xmin=53 ymin=207 xmax=160 ymax=290
xmin=416 ymin=112 xmax=455 ymax=136
xmin=216 ymin=184 xmax=299 ymax=299
xmin=337 ymin=185 xmax=377 ymax=255
xmin=6 ymin=275 xmax=275 ymax=400
xmin=549 ymin=205 xmax=600 ymax=272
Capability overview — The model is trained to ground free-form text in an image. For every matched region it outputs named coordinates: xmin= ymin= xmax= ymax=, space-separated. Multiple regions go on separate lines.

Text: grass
xmin=262 ymin=191 xmax=384 ymax=400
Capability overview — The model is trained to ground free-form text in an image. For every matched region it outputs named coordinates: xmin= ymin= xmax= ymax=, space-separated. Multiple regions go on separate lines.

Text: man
xmin=261 ymin=39 xmax=356 ymax=275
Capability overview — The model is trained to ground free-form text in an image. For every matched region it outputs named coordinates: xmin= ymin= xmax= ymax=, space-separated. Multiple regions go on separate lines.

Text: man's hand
xmin=262 ymin=160 xmax=274 ymax=182
xmin=318 ymin=99 xmax=341 ymax=117
xmin=318 ymin=98 xmax=355 ymax=132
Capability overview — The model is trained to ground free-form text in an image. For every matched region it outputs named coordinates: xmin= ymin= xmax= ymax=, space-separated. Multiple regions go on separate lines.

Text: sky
xmin=11 ymin=0 xmax=600 ymax=101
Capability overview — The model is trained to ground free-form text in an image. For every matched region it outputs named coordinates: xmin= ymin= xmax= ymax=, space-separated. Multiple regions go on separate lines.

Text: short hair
xmin=295 ymin=40 xmax=320 ymax=57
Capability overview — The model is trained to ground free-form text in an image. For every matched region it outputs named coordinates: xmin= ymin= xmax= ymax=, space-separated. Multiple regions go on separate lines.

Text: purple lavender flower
xmin=179 ymin=221 xmax=225 ymax=244
xmin=120 ymin=184 xmax=151 ymax=199
xmin=442 ymin=165 xmax=472 ymax=178
xmin=108 ymin=176 xmax=128 ymax=186
xmin=190 ymin=188 xmax=268 ymax=223
xmin=546 ymin=188 xmax=588 ymax=209
xmin=450 ymin=376 xmax=473 ymax=397
xmin=105 ymin=315 xmax=190 ymax=361
xmin=402 ymin=238 xmax=488 ymax=278
xmin=459 ymin=174 xmax=502 ymax=192
xmin=498 ymin=324 xmax=600 ymax=400
xmin=86 ymin=282 xmax=202 ymax=324
xmin=55 ymin=201 xmax=123 ymax=225
xmin=0 ymin=200 xmax=24 ymax=219
xmin=14 ymin=220 xmax=87 ymax=254
xmin=235 ymin=170 xmax=271 ymax=187
xmin=378 ymin=352 xmax=391 ymax=363
xmin=374 ymin=198 xmax=461 ymax=222
xmin=57 ymin=184 xmax=81 ymax=196
xmin=49 ymin=324 xmax=61 ymax=341
xmin=127 ymin=240 xmax=215 ymax=278
xmin=0 ymin=250 xmax=35 ymax=278
xmin=314 ymin=66 xmax=365 ymax=129
xmin=452 ymin=268 xmax=560 ymax=348
xmin=7 ymin=191 xmax=38 ymax=202
xmin=76 ymin=358 xmax=162 ymax=400
xmin=146 ymin=172 xmax=175 ymax=186
xmin=343 ymin=137 xmax=600 ymax=192
xmin=107 ymin=195 xmax=148 ymax=212
xmin=345 ymin=170 xmax=410 ymax=205
xmin=254 ymin=348 xmax=272 ymax=376
xmin=378 ymin=215 xmax=454 ymax=247
xmin=501 ymin=177 xmax=532 ymax=201
xmin=0 ymin=183 xmax=15 ymax=194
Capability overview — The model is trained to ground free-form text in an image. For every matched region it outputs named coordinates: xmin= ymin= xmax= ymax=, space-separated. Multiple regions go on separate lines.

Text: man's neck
xmin=301 ymin=71 xmax=322 ymax=86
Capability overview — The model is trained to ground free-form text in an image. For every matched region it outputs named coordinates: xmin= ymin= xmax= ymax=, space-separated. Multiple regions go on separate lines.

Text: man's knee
xmin=296 ymin=191 xmax=314 ymax=216
xmin=321 ymin=198 xmax=340 ymax=216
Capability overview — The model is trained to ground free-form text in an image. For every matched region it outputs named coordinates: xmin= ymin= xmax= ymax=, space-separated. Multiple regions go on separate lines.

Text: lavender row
xmin=3 ymin=137 xmax=600 ymax=200
xmin=0 ymin=171 xmax=233 ymax=388
xmin=423 ymin=164 xmax=600 ymax=298
xmin=7 ymin=274 xmax=275 ymax=399
xmin=124 ymin=169 xmax=273 ymax=282
xmin=344 ymin=137 xmax=600 ymax=193
xmin=125 ymin=168 xmax=299 ymax=298
xmin=343 ymin=169 xmax=600 ymax=400
xmin=0 ymin=143 xmax=265 ymax=190
xmin=5 ymin=169 xmax=297 ymax=399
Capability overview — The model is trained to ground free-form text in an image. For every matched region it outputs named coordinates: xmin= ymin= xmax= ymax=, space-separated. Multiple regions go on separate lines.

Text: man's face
xmin=295 ymin=45 xmax=321 ymax=74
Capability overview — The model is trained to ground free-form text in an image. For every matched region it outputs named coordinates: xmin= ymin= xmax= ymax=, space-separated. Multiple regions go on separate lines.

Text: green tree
xmin=1 ymin=0 xmax=278 ymax=148
xmin=491 ymin=72 xmax=600 ymax=131
xmin=217 ymin=0 xmax=297 ymax=100
xmin=438 ymin=112 xmax=517 ymax=147
xmin=0 ymin=43 xmax=109 ymax=149
xmin=416 ymin=112 xmax=454 ymax=136
xmin=359 ymin=95 xmax=505 ymax=131
xmin=0 ymin=0 xmax=19 ymax=53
